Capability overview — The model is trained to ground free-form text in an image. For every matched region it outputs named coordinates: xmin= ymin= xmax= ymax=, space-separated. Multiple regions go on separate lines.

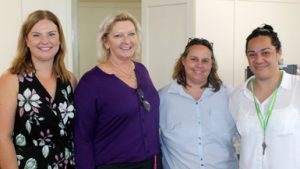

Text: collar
xmin=243 ymin=71 xmax=291 ymax=96
xmin=167 ymin=81 xmax=215 ymax=100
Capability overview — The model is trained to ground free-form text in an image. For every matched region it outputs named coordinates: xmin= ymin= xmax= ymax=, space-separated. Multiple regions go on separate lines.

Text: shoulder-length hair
xmin=172 ymin=38 xmax=222 ymax=92
xmin=97 ymin=11 xmax=142 ymax=62
xmin=10 ymin=10 xmax=70 ymax=83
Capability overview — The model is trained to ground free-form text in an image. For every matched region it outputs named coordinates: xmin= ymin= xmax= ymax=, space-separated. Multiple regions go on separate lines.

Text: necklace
xmin=250 ymin=71 xmax=283 ymax=155
xmin=109 ymin=59 xmax=136 ymax=80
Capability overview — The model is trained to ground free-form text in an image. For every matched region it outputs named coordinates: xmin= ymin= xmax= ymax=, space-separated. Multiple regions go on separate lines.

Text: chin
xmin=254 ymin=73 xmax=272 ymax=80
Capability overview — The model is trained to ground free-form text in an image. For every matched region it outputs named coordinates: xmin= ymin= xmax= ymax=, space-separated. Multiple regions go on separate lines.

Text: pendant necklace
xmin=250 ymin=72 xmax=282 ymax=155
xmin=109 ymin=59 xmax=136 ymax=80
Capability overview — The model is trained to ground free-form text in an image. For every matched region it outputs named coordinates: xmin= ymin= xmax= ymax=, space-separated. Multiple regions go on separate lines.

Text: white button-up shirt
xmin=229 ymin=71 xmax=300 ymax=169
xmin=159 ymin=82 xmax=238 ymax=169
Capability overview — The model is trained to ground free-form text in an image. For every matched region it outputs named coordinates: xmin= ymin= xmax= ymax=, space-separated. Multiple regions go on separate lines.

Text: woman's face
xmin=26 ymin=19 xmax=60 ymax=63
xmin=246 ymin=35 xmax=281 ymax=80
xmin=182 ymin=44 xmax=212 ymax=86
xmin=104 ymin=20 xmax=138 ymax=61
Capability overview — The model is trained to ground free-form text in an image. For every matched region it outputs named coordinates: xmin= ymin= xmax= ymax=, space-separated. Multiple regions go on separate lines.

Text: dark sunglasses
xmin=136 ymin=87 xmax=151 ymax=112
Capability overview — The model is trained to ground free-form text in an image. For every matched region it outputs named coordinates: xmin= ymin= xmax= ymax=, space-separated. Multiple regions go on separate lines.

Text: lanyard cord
xmin=250 ymin=72 xmax=283 ymax=137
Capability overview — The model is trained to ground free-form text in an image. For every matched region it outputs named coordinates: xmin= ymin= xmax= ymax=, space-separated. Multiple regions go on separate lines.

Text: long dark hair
xmin=172 ymin=38 xmax=222 ymax=92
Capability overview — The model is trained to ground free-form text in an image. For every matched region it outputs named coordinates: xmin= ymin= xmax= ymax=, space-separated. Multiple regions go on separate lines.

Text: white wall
xmin=195 ymin=0 xmax=300 ymax=87
xmin=0 ymin=1 xmax=21 ymax=74
xmin=0 ymin=0 xmax=75 ymax=75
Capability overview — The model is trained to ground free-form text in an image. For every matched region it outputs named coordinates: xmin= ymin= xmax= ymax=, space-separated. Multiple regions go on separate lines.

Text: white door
xmin=141 ymin=0 xmax=195 ymax=89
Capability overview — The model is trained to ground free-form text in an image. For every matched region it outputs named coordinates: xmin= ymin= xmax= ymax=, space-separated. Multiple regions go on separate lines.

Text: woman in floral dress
xmin=0 ymin=10 xmax=77 ymax=169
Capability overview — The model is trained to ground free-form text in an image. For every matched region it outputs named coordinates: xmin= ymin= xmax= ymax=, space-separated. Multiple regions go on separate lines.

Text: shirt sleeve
xmin=73 ymin=77 xmax=98 ymax=169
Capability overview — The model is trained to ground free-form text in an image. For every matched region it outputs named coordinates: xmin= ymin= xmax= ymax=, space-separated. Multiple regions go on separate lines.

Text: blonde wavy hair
xmin=97 ymin=11 xmax=142 ymax=62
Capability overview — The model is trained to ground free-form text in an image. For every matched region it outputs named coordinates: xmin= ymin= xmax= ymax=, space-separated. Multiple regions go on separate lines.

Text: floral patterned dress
xmin=13 ymin=72 xmax=75 ymax=169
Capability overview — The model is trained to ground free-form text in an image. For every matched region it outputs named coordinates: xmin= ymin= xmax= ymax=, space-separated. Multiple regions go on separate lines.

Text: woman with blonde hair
xmin=74 ymin=11 xmax=162 ymax=169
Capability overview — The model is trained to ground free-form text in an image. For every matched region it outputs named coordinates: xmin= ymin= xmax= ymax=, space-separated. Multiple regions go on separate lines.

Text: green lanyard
xmin=250 ymin=72 xmax=282 ymax=155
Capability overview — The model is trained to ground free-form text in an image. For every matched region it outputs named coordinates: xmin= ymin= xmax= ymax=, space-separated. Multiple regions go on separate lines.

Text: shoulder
xmin=78 ymin=67 xmax=101 ymax=84
xmin=286 ymin=72 xmax=300 ymax=83
xmin=0 ymin=70 xmax=18 ymax=88
xmin=220 ymin=83 xmax=234 ymax=95
xmin=75 ymin=67 xmax=103 ymax=93
xmin=228 ymin=83 xmax=245 ymax=108
xmin=134 ymin=61 xmax=148 ymax=72
xmin=284 ymin=73 xmax=300 ymax=90
xmin=158 ymin=82 xmax=178 ymax=99
xmin=158 ymin=83 xmax=172 ymax=95
xmin=0 ymin=70 xmax=18 ymax=98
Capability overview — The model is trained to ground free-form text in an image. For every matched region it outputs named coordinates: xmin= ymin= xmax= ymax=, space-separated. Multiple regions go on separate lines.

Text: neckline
xmin=95 ymin=64 xmax=139 ymax=90
xmin=33 ymin=72 xmax=59 ymax=101
xmin=249 ymin=71 xmax=283 ymax=103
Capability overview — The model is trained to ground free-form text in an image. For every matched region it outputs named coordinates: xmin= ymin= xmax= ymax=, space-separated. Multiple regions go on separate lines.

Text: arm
xmin=73 ymin=78 xmax=97 ymax=169
xmin=0 ymin=71 xmax=19 ymax=169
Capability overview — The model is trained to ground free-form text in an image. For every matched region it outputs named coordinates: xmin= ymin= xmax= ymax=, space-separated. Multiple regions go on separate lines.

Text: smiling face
xmin=104 ymin=20 xmax=138 ymax=61
xmin=246 ymin=35 xmax=281 ymax=80
xmin=182 ymin=44 xmax=212 ymax=86
xmin=26 ymin=19 xmax=60 ymax=64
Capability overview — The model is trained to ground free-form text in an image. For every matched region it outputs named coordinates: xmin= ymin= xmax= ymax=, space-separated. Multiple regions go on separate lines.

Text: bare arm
xmin=0 ymin=71 xmax=19 ymax=169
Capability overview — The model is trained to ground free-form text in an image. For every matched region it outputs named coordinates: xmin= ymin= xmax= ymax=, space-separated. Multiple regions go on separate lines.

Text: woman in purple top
xmin=74 ymin=11 xmax=162 ymax=169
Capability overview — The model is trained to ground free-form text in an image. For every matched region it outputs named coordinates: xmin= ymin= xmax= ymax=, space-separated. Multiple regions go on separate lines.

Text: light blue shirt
xmin=159 ymin=82 xmax=238 ymax=169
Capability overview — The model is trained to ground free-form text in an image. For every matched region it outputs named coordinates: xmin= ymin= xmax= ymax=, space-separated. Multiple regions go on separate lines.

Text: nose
xmin=40 ymin=35 xmax=49 ymax=44
xmin=122 ymin=35 xmax=130 ymax=43
xmin=254 ymin=53 xmax=264 ymax=63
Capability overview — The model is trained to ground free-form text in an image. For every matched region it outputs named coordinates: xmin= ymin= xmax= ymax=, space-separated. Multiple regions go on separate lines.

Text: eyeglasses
xmin=136 ymin=87 xmax=151 ymax=112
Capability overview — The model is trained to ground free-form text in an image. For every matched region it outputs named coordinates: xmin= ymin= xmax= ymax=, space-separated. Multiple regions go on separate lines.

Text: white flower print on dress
xmin=15 ymin=134 xmax=27 ymax=146
xmin=18 ymin=88 xmax=42 ymax=116
xmin=58 ymin=102 xmax=74 ymax=124
xmin=24 ymin=158 xmax=37 ymax=169
xmin=15 ymin=72 xmax=75 ymax=168
xmin=18 ymin=72 xmax=33 ymax=83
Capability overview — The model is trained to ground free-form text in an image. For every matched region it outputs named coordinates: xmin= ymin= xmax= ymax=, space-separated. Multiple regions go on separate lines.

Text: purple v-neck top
xmin=74 ymin=62 xmax=160 ymax=169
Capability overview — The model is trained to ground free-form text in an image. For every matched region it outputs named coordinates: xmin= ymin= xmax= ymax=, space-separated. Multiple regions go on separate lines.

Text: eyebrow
xmin=246 ymin=47 xmax=271 ymax=53
xmin=31 ymin=30 xmax=58 ymax=34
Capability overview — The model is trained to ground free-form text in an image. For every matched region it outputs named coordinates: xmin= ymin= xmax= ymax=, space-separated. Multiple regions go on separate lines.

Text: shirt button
xmin=144 ymin=134 xmax=147 ymax=138
xmin=196 ymin=102 xmax=198 ymax=104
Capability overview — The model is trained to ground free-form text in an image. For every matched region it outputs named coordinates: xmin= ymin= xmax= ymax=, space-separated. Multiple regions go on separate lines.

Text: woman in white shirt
xmin=229 ymin=24 xmax=300 ymax=169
